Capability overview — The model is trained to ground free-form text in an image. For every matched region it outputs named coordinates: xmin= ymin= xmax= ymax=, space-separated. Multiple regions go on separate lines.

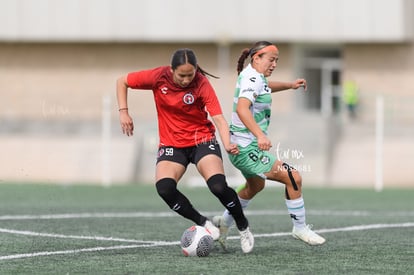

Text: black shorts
xmin=156 ymin=139 xmax=223 ymax=167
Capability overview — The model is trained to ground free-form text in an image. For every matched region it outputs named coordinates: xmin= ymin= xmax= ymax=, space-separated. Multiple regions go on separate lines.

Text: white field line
xmin=0 ymin=243 xmax=177 ymax=261
xmin=0 ymin=210 xmax=413 ymax=220
xmin=0 ymin=222 xmax=413 ymax=261
xmin=0 ymin=228 xmax=156 ymax=244
xmin=227 ymin=222 xmax=414 ymax=239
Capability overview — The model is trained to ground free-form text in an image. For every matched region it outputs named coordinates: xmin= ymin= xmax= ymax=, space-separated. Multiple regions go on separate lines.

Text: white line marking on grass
xmin=316 ymin=222 xmax=414 ymax=234
xmin=0 ymin=223 xmax=413 ymax=261
xmin=0 ymin=228 xmax=155 ymax=244
xmin=227 ymin=222 xmax=414 ymax=239
xmin=0 ymin=210 xmax=413 ymax=220
xmin=0 ymin=212 xmax=177 ymax=220
xmin=0 ymin=242 xmax=180 ymax=261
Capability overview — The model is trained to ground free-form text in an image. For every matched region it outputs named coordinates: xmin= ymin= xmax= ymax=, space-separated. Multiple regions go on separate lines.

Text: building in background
xmin=0 ymin=0 xmax=413 ymax=187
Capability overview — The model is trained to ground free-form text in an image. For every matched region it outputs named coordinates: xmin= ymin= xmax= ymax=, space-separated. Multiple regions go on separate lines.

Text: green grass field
xmin=0 ymin=183 xmax=413 ymax=275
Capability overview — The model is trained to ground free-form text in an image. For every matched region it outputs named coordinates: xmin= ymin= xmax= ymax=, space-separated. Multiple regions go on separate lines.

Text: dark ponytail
xmin=237 ymin=48 xmax=251 ymax=75
xmin=171 ymin=48 xmax=219 ymax=79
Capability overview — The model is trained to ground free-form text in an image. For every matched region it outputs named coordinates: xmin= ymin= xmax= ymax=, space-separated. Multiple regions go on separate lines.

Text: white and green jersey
xmin=230 ymin=64 xmax=272 ymax=147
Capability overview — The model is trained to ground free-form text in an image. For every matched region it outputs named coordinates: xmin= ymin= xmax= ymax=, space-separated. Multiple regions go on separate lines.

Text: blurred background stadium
xmin=0 ymin=0 xmax=413 ymax=188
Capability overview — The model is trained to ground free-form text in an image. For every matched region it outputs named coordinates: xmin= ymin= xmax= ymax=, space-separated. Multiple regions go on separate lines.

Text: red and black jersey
xmin=127 ymin=66 xmax=222 ymax=148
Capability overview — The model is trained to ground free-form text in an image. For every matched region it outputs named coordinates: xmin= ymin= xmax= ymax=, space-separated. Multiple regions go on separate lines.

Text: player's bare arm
xmin=236 ymin=98 xmax=272 ymax=151
xmin=116 ymin=76 xmax=134 ymax=136
xmin=211 ymin=114 xmax=239 ymax=155
xmin=268 ymin=79 xmax=307 ymax=93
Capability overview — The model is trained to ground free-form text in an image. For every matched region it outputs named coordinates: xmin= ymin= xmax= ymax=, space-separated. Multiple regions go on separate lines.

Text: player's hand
xmin=225 ymin=143 xmax=239 ymax=155
xmin=257 ymin=135 xmax=272 ymax=151
xmin=292 ymin=79 xmax=307 ymax=91
xmin=119 ymin=113 xmax=134 ymax=136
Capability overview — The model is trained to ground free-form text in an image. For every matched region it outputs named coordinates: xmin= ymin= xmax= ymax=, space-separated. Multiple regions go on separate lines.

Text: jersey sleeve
xmin=238 ymin=75 xmax=263 ymax=104
xmin=200 ymin=78 xmax=223 ymax=117
xmin=126 ymin=67 xmax=163 ymax=90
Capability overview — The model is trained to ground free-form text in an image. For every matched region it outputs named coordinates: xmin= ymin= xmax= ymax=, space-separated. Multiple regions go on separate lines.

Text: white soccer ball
xmin=180 ymin=225 xmax=214 ymax=257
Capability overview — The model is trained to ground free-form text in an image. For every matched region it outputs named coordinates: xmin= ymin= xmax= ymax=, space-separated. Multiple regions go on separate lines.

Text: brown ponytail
xmin=237 ymin=48 xmax=251 ymax=75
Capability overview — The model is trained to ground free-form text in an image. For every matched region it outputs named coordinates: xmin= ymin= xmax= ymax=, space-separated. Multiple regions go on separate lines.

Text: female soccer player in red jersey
xmin=116 ymin=48 xmax=254 ymax=253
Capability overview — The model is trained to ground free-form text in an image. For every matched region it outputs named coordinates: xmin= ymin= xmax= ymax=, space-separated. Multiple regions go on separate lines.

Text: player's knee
xmin=155 ymin=178 xmax=177 ymax=200
xmin=243 ymin=182 xmax=264 ymax=197
xmin=206 ymin=174 xmax=227 ymax=196
xmin=254 ymin=183 xmax=265 ymax=193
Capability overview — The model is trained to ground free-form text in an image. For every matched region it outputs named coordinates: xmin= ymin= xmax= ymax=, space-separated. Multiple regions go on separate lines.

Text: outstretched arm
xmin=116 ymin=76 xmax=134 ymax=136
xmin=268 ymin=79 xmax=307 ymax=93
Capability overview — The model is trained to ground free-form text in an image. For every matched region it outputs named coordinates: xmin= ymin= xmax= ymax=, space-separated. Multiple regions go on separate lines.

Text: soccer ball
xmin=180 ymin=225 xmax=214 ymax=257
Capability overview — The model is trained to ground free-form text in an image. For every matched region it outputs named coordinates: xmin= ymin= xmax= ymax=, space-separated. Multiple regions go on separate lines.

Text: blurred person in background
xmin=213 ymin=41 xmax=326 ymax=250
xmin=116 ymin=48 xmax=254 ymax=253
xmin=343 ymin=80 xmax=359 ymax=120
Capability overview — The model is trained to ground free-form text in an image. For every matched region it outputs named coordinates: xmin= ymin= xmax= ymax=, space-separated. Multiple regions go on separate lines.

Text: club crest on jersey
xmin=183 ymin=93 xmax=195 ymax=104
xmin=260 ymin=156 xmax=270 ymax=165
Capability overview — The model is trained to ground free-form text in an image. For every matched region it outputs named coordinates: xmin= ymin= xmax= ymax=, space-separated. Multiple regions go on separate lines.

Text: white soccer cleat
xmin=239 ymin=227 xmax=254 ymax=253
xmin=203 ymin=219 xmax=220 ymax=241
xmin=292 ymin=224 xmax=326 ymax=245
xmin=212 ymin=215 xmax=229 ymax=251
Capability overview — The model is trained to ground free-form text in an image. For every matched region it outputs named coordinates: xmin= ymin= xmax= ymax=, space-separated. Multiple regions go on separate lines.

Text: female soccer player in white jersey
xmin=213 ymin=41 xmax=325 ymax=249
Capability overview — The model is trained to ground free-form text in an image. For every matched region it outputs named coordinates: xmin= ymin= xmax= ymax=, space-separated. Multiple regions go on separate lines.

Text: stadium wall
xmin=1 ymin=42 xmax=414 ymax=187
xmin=1 ymin=0 xmax=412 ymax=43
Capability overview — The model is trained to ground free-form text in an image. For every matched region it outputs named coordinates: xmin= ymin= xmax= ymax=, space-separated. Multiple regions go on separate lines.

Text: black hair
xmin=171 ymin=48 xmax=219 ymax=79
xmin=236 ymin=41 xmax=274 ymax=75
